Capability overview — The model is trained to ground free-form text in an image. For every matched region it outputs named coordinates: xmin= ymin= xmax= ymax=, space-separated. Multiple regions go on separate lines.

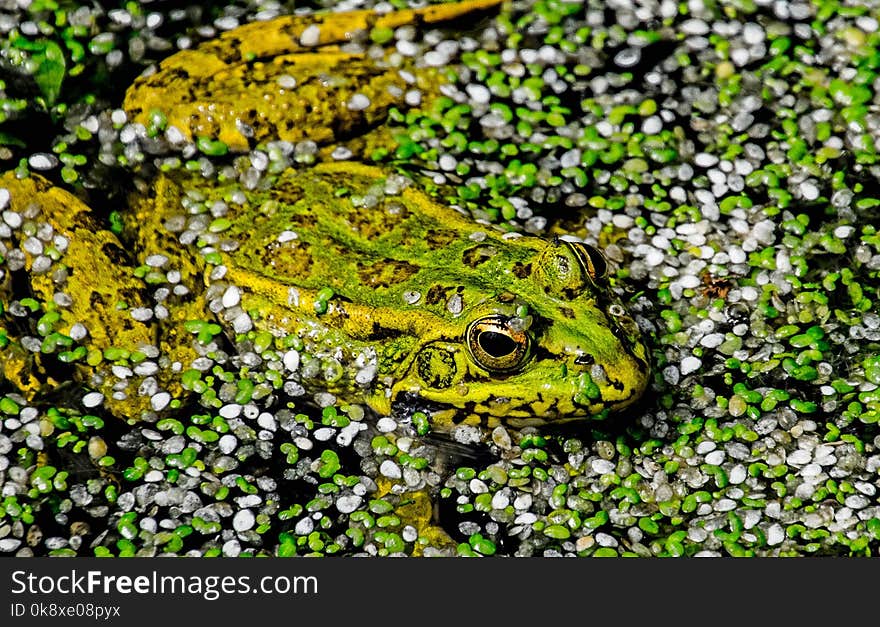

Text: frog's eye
xmin=466 ymin=315 xmax=531 ymax=373
xmin=566 ymin=242 xmax=608 ymax=282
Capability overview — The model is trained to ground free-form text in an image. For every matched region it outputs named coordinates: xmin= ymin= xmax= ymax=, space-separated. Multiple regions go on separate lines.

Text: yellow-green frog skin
xmin=0 ymin=1 xmax=650 ymax=429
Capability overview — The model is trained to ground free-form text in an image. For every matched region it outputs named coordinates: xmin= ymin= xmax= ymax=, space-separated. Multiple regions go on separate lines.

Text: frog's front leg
xmin=0 ymin=173 xmax=193 ymax=421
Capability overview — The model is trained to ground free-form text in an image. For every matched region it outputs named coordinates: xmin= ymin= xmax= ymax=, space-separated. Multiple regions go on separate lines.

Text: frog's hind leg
xmin=0 ymin=172 xmax=170 ymax=421
xmin=170 ymin=0 xmax=505 ymax=64
xmin=122 ymin=0 xmax=504 ymax=152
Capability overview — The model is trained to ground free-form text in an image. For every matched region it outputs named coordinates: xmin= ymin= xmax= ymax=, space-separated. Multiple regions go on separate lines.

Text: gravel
xmin=0 ymin=0 xmax=878 ymax=559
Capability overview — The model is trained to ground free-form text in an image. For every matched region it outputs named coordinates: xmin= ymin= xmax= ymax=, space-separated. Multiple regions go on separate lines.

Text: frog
xmin=0 ymin=0 xmax=650 ymax=432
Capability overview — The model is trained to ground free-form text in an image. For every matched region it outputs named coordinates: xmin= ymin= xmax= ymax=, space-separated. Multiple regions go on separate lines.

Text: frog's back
xmin=166 ymin=162 xmax=539 ymax=321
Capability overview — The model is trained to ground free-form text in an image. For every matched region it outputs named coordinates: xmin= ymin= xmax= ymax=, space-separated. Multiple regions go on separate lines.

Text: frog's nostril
xmin=574 ymin=353 xmax=594 ymax=367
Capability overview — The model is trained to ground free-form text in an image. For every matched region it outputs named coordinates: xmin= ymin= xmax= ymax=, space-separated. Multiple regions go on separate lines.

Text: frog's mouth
xmin=383 ymin=341 xmax=653 ymax=429
xmin=388 ymin=391 xmax=557 ymax=430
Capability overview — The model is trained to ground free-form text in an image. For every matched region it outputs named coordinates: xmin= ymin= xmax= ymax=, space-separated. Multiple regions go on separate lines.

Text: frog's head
xmin=384 ymin=237 xmax=651 ymax=428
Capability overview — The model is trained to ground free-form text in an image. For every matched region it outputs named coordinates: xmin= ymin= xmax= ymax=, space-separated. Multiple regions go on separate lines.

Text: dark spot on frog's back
xmin=425 ymin=228 xmax=456 ymax=249
xmin=101 ymin=242 xmax=128 ymax=266
xmin=261 ymin=239 xmax=314 ymax=278
xmin=425 ymin=284 xmax=452 ymax=305
xmin=512 ymin=262 xmax=532 ymax=279
xmin=461 ymin=245 xmax=496 ymax=268
xmin=357 ymin=259 xmax=419 ymax=288
xmin=88 ymin=292 xmax=104 ymax=309
xmin=366 ymin=322 xmax=403 ymax=341
xmin=31 ymin=176 xmax=55 ymax=195
xmin=344 ymin=200 xmax=411 ymax=241
xmin=162 ymin=67 xmax=191 ymax=84
xmin=266 ymin=178 xmax=305 ymax=206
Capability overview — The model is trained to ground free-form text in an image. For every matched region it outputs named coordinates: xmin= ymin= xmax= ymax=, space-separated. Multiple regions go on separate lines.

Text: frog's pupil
xmin=479 ymin=331 xmax=517 ymax=357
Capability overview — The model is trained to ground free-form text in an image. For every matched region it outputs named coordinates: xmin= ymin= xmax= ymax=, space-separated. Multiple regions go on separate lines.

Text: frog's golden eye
xmin=466 ymin=315 xmax=531 ymax=373
xmin=566 ymin=242 xmax=608 ymax=282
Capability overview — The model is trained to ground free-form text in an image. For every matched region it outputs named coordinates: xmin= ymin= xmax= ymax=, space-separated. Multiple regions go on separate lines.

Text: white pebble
xmin=491 ymin=492 xmax=510 ymax=510
xmin=313 ymin=427 xmax=335 ymax=441
xmin=515 ymin=512 xmax=538 ymax=525
xmin=232 ymin=509 xmax=255 ymax=532
xmin=801 ymin=463 xmax=822 ymax=477
xmin=145 ymin=254 xmax=168 ymax=268
xmin=347 ymin=93 xmax=371 ymax=111
xmin=694 ymin=152 xmax=719 ymax=167
xmin=679 ymin=274 xmax=701 ymax=289
xmin=144 ymin=470 xmax=164 ymax=482
xmin=740 ymin=286 xmax=759 ymax=301
xmin=232 ymin=313 xmax=253 ymax=333
xmin=704 ymin=450 xmax=726 ymax=465
xmin=221 ymin=285 xmax=241 ymax=308
xmin=396 ymin=39 xmax=417 ymax=56
xmin=729 ymin=465 xmax=747 ymax=484
xmin=730 ymin=46 xmax=750 ymax=66
xmin=465 ymin=83 xmax=491 ymax=104
xmin=0 ymin=538 xmax=22 ymax=552
xmin=714 ymin=499 xmax=737 ymax=512
xmin=336 ymin=495 xmax=362 ymax=514
xmin=855 ymin=481 xmax=876 ymax=497
xmin=218 ymin=434 xmax=238 ymax=454
xmin=22 ymin=237 xmax=42 ymax=255
xmin=219 ymin=404 xmax=242 ymax=419
xmin=380 ymin=460 xmax=401 ymax=479
xmin=800 ymin=181 xmax=819 ymax=200
xmin=644 ymin=248 xmax=665 ymax=266
xmin=2 ymin=209 xmax=21 ymax=228
xmin=150 ymin=392 xmax=171 ymax=412
xmin=742 ymin=23 xmax=765 ymax=45
xmin=423 ymin=50 xmax=448 ymax=66
xmin=133 ymin=362 xmax=159 ymax=376
xmin=680 ymin=356 xmax=702 ymax=375
xmin=130 ymin=307 xmax=154 ymax=322
xmin=283 ymin=350 xmax=300 ymax=372
xmin=313 ymin=392 xmax=336 ymax=407
xmin=642 ymin=115 xmax=662 ymax=135
xmin=591 ymin=459 xmax=616 ymax=474
xmin=844 ymin=491 xmax=869 ymax=509
xmin=696 ymin=441 xmax=716 ymax=455
xmin=469 ymin=479 xmax=488 ymax=494
xmin=277 ymin=230 xmax=297 ymax=243
xmin=404 ymin=89 xmax=423 ymax=106
xmin=28 ymin=153 xmax=57 ymax=170
xmin=276 ymin=74 xmax=297 ymax=89
xmin=82 ymin=392 xmax=105 ymax=408
xmin=614 ymin=47 xmax=640 ymax=67
xmin=257 ymin=412 xmax=276 ymax=431
xmin=439 ymin=154 xmax=457 ymax=171
xmin=595 ymin=533 xmax=618 ymax=548
xmin=766 ymin=523 xmax=785 ymax=546
xmin=700 ymin=333 xmax=724 ymax=348
xmin=222 ymin=540 xmax=241 ymax=557
xmin=376 ymin=417 xmax=397 ymax=433
xmin=681 ymin=19 xmax=709 ymax=35
xmin=856 ymin=16 xmax=879 ymax=32
xmin=299 ymin=24 xmax=320 ymax=46
xmin=662 ymin=365 xmax=680 ymax=385
xmin=787 ymin=449 xmax=811 ymax=465
xmin=728 ymin=246 xmax=747 ymax=264
xmin=294 ymin=517 xmax=314 ymax=535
